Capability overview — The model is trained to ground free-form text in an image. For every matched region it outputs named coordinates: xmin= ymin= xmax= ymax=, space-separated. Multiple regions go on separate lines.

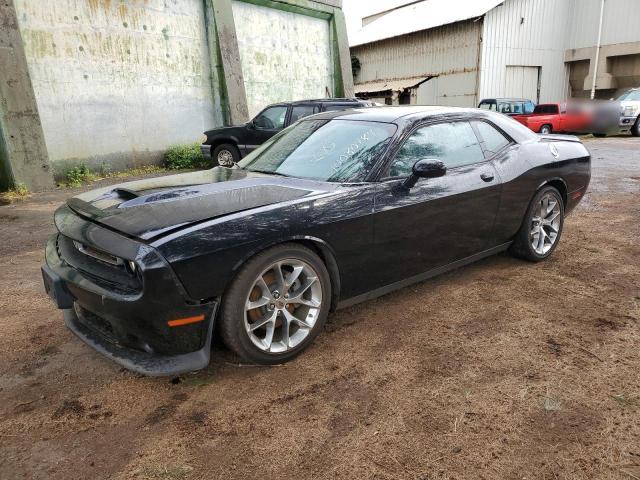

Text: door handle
xmin=480 ymin=172 xmax=494 ymax=182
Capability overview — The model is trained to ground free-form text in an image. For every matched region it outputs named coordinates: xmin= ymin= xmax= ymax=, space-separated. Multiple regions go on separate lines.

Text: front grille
xmin=73 ymin=241 xmax=120 ymax=265
xmin=74 ymin=304 xmax=116 ymax=344
xmin=57 ymin=235 xmax=141 ymax=294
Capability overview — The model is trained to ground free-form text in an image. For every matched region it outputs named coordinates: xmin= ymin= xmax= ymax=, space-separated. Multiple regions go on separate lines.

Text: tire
xmin=212 ymin=143 xmax=240 ymax=167
xmin=632 ymin=118 xmax=640 ymax=137
xmin=220 ymin=243 xmax=332 ymax=365
xmin=510 ymin=186 xmax=564 ymax=262
xmin=593 ymin=133 xmax=607 ymax=138
xmin=539 ymin=124 xmax=552 ymax=135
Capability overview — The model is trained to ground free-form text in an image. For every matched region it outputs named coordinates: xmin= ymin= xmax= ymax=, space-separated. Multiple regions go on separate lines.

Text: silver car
xmin=618 ymin=88 xmax=640 ymax=137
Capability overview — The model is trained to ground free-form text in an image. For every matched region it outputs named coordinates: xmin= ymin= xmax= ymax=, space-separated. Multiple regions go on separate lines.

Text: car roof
xmin=480 ymin=98 xmax=532 ymax=102
xmin=306 ymin=105 xmax=477 ymax=123
xmin=284 ymin=98 xmax=371 ymax=106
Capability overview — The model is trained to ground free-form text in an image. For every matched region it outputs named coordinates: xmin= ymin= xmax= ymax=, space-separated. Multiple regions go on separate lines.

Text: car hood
xmin=68 ymin=168 xmax=331 ymax=240
xmin=620 ymin=100 xmax=639 ymax=112
xmin=204 ymin=124 xmax=247 ymax=137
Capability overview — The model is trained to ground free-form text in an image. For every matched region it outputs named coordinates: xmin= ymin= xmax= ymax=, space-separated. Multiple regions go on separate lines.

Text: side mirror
xmin=403 ymin=159 xmax=446 ymax=189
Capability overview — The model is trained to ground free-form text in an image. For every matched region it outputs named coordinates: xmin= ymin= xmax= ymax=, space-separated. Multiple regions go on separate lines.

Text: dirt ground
xmin=1 ymin=137 xmax=639 ymax=480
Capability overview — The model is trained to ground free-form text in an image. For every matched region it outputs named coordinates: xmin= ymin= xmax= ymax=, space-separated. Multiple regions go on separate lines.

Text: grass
xmin=164 ymin=143 xmax=208 ymax=170
xmin=57 ymin=164 xmax=168 ymax=189
xmin=64 ymin=164 xmax=99 ymax=187
xmin=0 ymin=183 xmax=30 ymax=204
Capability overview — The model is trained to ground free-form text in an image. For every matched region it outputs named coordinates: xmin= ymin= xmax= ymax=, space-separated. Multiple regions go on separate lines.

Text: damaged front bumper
xmin=42 ymin=206 xmax=218 ymax=376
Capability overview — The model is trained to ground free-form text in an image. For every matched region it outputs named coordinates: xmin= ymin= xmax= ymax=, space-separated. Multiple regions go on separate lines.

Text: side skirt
xmin=336 ymin=242 xmax=512 ymax=310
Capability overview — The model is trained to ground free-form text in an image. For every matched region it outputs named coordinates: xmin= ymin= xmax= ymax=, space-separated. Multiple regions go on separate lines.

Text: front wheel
xmin=212 ymin=143 xmax=240 ymax=167
xmin=220 ymin=244 xmax=331 ymax=364
xmin=539 ymin=124 xmax=552 ymax=135
xmin=632 ymin=118 xmax=640 ymax=137
xmin=510 ymin=186 xmax=564 ymax=262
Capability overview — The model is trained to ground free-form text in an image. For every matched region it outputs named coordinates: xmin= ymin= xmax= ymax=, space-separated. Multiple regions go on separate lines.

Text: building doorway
xmin=505 ymin=66 xmax=541 ymax=102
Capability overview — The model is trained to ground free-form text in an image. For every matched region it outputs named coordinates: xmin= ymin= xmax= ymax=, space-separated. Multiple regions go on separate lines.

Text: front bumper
xmin=63 ymin=306 xmax=216 ymax=376
xmin=200 ymin=144 xmax=211 ymax=162
xmin=619 ymin=115 xmax=638 ymax=128
xmin=43 ymin=226 xmax=218 ymax=376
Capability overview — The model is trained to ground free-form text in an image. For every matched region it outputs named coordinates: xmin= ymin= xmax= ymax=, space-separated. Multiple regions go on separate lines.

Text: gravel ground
xmin=0 ymin=137 xmax=639 ymax=480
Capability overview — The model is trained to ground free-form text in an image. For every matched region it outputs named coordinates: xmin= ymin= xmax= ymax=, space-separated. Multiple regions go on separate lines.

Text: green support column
xmin=209 ymin=0 xmax=250 ymax=125
xmin=331 ymin=9 xmax=354 ymax=97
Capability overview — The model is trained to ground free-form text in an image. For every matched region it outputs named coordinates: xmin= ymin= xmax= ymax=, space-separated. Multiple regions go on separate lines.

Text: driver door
xmin=371 ymin=121 xmax=502 ymax=287
xmin=247 ymin=105 xmax=290 ymax=153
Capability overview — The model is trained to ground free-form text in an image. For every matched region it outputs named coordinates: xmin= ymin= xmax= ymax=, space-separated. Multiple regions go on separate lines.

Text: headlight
xmin=200 ymin=134 xmax=207 ymax=144
xmin=127 ymin=260 xmax=137 ymax=274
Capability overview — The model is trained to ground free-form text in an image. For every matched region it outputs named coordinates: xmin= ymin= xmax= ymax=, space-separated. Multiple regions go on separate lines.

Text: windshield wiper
xmin=247 ymin=169 xmax=292 ymax=178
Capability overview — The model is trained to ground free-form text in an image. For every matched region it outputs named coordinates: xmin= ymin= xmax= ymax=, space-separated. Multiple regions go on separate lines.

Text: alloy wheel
xmin=244 ymin=259 xmax=323 ymax=353
xmin=530 ymin=192 xmax=561 ymax=255
xmin=217 ymin=149 xmax=235 ymax=167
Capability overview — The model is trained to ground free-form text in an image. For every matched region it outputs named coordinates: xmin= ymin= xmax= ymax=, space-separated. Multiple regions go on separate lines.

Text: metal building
xmin=348 ymin=0 xmax=640 ymax=106
xmin=0 ymin=0 xmax=353 ymax=190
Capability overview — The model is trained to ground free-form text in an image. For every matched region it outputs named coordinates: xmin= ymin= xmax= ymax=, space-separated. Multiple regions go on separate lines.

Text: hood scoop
xmin=112 ymin=188 xmax=140 ymax=200
xmin=68 ymin=183 xmax=313 ymax=240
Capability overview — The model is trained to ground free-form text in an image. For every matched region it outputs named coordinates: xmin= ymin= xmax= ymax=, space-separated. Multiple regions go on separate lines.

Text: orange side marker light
xmin=167 ymin=314 xmax=205 ymax=327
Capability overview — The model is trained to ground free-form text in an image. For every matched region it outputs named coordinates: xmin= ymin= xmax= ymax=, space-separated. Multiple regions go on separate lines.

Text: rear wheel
xmin=220 ymin=244 xmax=331 ymax=364
xmin=510 ymin=186 xmax=564 ymax=262
xmin=212 ymin=143 xmax=240 ymax=167
xmin=539 ymin=124 xmax=552 ymax=135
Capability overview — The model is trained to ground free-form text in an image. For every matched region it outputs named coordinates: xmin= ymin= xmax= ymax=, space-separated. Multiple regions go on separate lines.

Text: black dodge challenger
xmin=42 ymin=106 xmax=590 ymax=376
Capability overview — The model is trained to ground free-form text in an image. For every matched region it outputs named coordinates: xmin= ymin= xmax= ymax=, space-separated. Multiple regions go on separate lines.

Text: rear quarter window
xmin=474 ymin=121 xmax=511 ymax=155
xmin=534 ymin=104 xmax=559 ymax=114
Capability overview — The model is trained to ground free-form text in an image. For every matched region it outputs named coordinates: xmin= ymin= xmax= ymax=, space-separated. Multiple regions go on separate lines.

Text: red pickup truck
xmin=513 ymin=103 xmax=591 ymax=134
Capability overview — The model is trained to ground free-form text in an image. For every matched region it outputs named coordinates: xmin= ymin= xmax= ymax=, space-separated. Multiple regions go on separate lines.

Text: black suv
xmin=201 ymin=98 xmax=374 ymax=166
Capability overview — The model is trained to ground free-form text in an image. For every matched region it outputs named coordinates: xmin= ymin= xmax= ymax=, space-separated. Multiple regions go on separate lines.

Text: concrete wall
xmin=479 ymin=0 xmax=572 ymax=103
xmin=352 ymin=20 xmax=482 ymax=107
xmin=1 ymin=0 xmax=353 ymax=189
xmin=14 ymin=0 xmax=220 ymax=176
xmin=232 ymin=0 xmax=334 ymax=118
xmin=0 ymin=0 xmax=52 ymax=191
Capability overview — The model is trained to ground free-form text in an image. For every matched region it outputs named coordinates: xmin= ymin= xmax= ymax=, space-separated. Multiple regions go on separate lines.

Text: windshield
xmin=618 ymin=90 xmax=640 ymax=101
xmin=237 ymin=119 xmax=397 ymax=182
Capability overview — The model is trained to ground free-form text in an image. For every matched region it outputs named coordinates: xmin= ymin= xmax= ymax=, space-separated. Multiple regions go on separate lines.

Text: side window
xmin=479 ymin=102 xmax=495 ymax=111
xmin=388 ymin=122 xmax=485 ymax=177
xmin=497 ymin=102 xmax=512 ymax=114
xmin=474 ymin=121 xmax=511 ymax=155
xmin=253 ymin=106 xmax=288 ymax=130
xmin=290 ymin=105 xmax=319 ymax=124
xmin=525 ymin=101 xmax=535 ymax=114
xmin=323 ymin=104 xmax=354 ymax=112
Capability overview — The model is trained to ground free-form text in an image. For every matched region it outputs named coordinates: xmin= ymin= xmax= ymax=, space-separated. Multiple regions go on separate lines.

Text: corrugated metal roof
xmin=354 ymin=76 xmax=434 ymax=93
xmin=349 ymin=0 xmax=504 ymax=47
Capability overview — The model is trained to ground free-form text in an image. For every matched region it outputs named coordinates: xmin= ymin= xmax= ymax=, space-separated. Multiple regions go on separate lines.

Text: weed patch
xmin=164 ymin=143 xmax=208 ymax=170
